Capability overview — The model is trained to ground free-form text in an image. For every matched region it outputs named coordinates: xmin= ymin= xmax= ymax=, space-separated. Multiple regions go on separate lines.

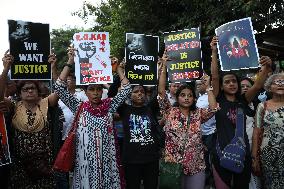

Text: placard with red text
xmin=73 ymin=32 xmax=112 ymax=85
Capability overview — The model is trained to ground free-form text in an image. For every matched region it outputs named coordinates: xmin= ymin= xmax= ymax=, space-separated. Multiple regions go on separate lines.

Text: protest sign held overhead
xmin=8 ymin=20 xmax=50 ymax=80
xmin=125 ymin=33 xmax=159 ymax=86
xmin=215 ymin=17 xmax=259 ymax=71
xmin=73 ymin=32 xmax=112 ymax=85
xmin=0 ymin=113 xmax=11 ymax=167
xmin=164 ymin=28 xmax=202 ymax=83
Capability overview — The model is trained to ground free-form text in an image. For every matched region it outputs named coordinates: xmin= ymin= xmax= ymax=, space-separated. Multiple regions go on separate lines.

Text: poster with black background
xmin=215 ymin=17 xmax=259 ymax=71
xmin=8 ymin=20 xmax=50 ymax=80
xmin=125 ymin=33 xmax=159 ymax=86
xmin=164 ymin=28 xmax=203 ymax=83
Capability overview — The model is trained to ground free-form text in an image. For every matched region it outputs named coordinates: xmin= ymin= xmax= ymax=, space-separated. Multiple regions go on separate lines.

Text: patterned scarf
xmin=83 ymin=98 xmax=112 ymax=117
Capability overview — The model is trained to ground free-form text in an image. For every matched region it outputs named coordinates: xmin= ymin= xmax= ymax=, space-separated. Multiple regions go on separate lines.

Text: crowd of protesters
xmin=0 ymin=35 xmax=283 ymax=189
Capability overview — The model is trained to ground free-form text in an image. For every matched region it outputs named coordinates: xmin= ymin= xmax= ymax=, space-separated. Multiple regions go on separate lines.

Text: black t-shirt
xmin=214 ymin=93 xmax=250 ymax=153
xmin=212 ymin=94 xmax=252 ymax=186
xmin=117 ymin=103 xmax=160 ymax=164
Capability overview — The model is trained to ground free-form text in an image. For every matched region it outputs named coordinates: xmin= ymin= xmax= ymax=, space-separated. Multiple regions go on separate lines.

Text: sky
xmin=0 ymin=0 xmax=100 ymax=72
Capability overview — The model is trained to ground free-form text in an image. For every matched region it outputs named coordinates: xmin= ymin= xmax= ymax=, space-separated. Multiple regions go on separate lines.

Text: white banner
xmin=73 ymin=32 xmax=112 ymax=85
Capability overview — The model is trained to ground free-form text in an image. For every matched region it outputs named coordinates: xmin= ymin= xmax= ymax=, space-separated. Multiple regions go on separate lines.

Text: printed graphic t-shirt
xmin=117 ymin=104 xmax=159 ymax=164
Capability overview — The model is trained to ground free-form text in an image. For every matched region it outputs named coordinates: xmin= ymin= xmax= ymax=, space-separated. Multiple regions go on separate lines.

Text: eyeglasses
xmin=21 ymin=87 xmax=37 ymax=92
xmin=272 ymin=79 xmax=284 ymax=86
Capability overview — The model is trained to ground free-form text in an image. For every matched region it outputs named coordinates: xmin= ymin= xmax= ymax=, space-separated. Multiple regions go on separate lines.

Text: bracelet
xmin=64 ymin=64 xmax=73 ymax=69
xmin=120 ymin=76 xmax=126 ymax=82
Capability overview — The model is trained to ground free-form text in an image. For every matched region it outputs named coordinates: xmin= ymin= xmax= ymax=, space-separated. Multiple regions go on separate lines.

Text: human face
xmin=178 ymin=88 xmax=194 ymax=109
xmin=20 ymin=83 xmax=39 ymax=101
xmin=5 ymin=80 xmax=17 ymax=97
xmin=12 ymin=21 xmax=31 ymax=41
xmin=199 ymin=76 xmax=210 ymax=94
xmin=222 ymin=74 xmax=238 ymax=95
xmin=131 ymin=86 xmax=145 ymax=107
xmin=169 ymin=83 xmax=180 ymax=96
xmin=195 ymin=80 xmax=202 ymax=94
xmin=86 ymin=85 xmax=103 ymax=106
xmin=241 ymin=80 xmax=252 ymax=94
xmin=270 ymin=76 xmax=284 ymax=95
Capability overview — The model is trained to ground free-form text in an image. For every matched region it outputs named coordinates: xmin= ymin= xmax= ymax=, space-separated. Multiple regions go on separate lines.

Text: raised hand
xmin=117 ymin=58 xmax=126 ymax=75
xmin=48 ymin=52 xmax=57 ymax=68
xmin=259 ymin=56 xmax=272 ymax=68
xmin=2 ymin=50 xmax=14 ymax=71
xmin=161 ymin=50 xmax=170 ymax=63
xmin=117 ymin=58 xmax=129 ymax=85
xmin=67 ymin=46 xmax=76 ymax=65
xmin=201 ymin=74 xmax=210 ymax=88
xmin=210 ymin=36 xmax=218 ymax=52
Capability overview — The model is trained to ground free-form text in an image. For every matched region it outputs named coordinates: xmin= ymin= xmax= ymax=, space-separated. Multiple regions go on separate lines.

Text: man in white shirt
xmin=166 ymin=83 xmax=180 ymax=105
xmin=196 ymin=75 xmax=216 ymax=187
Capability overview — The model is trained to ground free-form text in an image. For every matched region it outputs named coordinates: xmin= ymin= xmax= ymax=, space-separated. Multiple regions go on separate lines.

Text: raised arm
xmin=53 ymin=48 xmax=80 ymax=113
xmin=0 ymin=51 xmax=14 ymax=113
xmin=210 ymin=36 xmax=220 ymax=97
xmin=245 ymin=56 xmax=272 ymax=103
xmin=47 ymin=52 xmax=60 ymax=107
xmin=202 ymin=75 xmax=218 ymax=110
xmin=0 ymin=50 xmax=13 ymax=101
xmin=49 ymin=51 xmax=59 ymax=80
xmin=158 ymin=52 xmax=168 ymax=98
xmin=117 ymin=59 xmax=129 ymax=86
xmin=58 ymin=47 xmax=75 ymax=81
xmin=109 ymin=60 xmax=132 ymax=113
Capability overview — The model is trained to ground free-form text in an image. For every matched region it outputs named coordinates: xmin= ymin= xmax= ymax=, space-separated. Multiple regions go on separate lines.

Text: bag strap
xmin=216 ymin=107 xmax=244 ymax=157
xmin=235 ymin=107 xmax=245 ymax=138
xmin=69 ymin=102 xmax=84 ymax=134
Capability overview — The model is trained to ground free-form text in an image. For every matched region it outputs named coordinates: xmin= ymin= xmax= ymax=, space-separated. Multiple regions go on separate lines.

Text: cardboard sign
xmin=164 ymin=28 xmax=203 ymax=83
xmin=8 ymin=20 xmax=50 ymax=80
xmin=73 ymin=32 xmax=112 ymax=85
xmin=125 ymin=33 xmax=159 ymax=86
xmin=215 ymin=17 xmax=259 ymax=71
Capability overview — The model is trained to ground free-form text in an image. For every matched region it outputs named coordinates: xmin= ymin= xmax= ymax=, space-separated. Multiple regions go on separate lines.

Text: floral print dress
xmin=255 ymin=102 xmax=284 ymax=189
xmin=158 ymin=95 xmax=214 ymax=175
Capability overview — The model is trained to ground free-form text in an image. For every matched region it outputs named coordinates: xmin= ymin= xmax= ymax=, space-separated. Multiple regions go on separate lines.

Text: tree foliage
xmin=74 ymin=0 xmax=283 ymax=59
xmin=50 ymin=28 xmax=83 ymax=71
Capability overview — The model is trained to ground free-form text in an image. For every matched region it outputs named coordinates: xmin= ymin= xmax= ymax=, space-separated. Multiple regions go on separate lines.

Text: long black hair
xmin=175 ymin=84 xmax=197 ymax=111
